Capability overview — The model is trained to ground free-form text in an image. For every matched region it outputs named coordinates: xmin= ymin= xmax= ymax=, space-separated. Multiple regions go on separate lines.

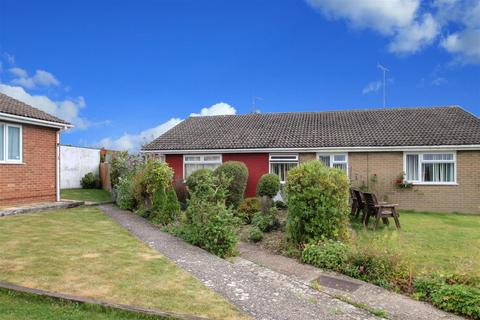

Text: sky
xmin=0 ymin=0 xmax=479 ymax=151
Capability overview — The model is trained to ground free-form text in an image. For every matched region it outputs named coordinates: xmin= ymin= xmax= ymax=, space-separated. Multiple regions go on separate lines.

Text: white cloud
xmin=190 ymin=102 xmax=236 ymax=117
xmin=306 ymin=0 xmax=419 ymax=35
xmin=306 ymin=0 xmax=480 ymax=64
xmin=441 ymin=29 xmax=480 ymax=64
xmin=96 ymin=102 xmax=237 ymax=152
xmin=362 ymin=80 xmax=382 ymax=94
xmin=2 ymin=52 xmax=15 ymax=65
xmin=0 ymin=84 xmax=89 ymax=129
xmin=431 ymin=76 xmax=447 ymax=86
xmin=388 ymin=14 xmax=439 ymax=54
xmin=9 ymin=68 xmax=60 ymax=89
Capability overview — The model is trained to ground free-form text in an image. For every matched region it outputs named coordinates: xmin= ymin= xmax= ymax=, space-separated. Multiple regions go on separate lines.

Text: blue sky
xmin=0 ymin=0 xmax=479 ymax=151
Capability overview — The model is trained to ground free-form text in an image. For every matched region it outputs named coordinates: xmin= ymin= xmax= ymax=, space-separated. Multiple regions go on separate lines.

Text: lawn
xmin=0 ymin=207 xmax=246 ymax=320
xmin=0 ymin=288 xmax=169 ymax=320
xmin=61 ymin=188 xmax=112 ymax=203
xmin=352 ymin=211 xmax=480 ymax=276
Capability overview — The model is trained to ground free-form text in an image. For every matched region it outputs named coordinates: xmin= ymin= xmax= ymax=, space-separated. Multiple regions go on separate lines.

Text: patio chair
xmin=352 ymin=189 xmax=366 ymax=220
xmin=349 ymin=188 xmax=358 ymax=216
xmin=362 ymin=192 xmax=401 ymax=230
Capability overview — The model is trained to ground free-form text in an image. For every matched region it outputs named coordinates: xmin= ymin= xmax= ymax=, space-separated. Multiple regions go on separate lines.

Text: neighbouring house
xmin=0 ymin=93 xmax=71 ymax=206
xmin=142 ymin=106 xmax=480 ymax=214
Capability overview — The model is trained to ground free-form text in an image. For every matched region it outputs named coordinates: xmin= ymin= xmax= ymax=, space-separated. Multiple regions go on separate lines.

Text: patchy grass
xmin=352 ymin=211 xmax=480 ymax=276
xmin=61 ymin=188 xmax=112 ymax=203
xmin=0 ymin=207 xmax=246 ymax=320
xmin=0 ymin=288 xmax=169 ymax=320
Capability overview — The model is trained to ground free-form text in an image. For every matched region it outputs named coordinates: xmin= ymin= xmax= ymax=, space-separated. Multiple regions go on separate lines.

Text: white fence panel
xmin=60 ymin=145 xmax=100 ymax=189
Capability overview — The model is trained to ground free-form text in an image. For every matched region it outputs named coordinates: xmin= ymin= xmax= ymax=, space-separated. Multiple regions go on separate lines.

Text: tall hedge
xmin=285 ymin=160 xmax=350 ymax=245
xmin=214 ymin=161 xmax=248 ymax=208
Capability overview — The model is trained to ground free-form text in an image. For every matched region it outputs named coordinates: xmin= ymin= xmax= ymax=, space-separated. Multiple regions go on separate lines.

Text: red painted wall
xmin=223 ymin=153 xmax=269 ymax=197
xmin=166 ymin=154 xmax=183 ymax=183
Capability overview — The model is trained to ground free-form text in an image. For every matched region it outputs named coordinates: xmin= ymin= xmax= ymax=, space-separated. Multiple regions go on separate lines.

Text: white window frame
xmin=183 ymin=154 xmax=222 ymax=179
xmin=403 ymin=151 xmax=457 ymax=185
xmin=316 ymin=153 xmax=349 ymax=176
xmin=269 ymin=153 xmax=299 ymax=184
xmin=0 ymin=122 xmax=23 ymax=164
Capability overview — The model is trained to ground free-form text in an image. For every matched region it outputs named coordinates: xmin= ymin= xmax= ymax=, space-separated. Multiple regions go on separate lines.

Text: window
xmin=184 ymin=154 xmax=222 ymax=178
xmin=317 ymin=153 xmax=348 ymax=174
xmin=269 ymin=154 xmax=298 ymax=183
xmin=0 ymin=123 xmax=22 ymax=163
xmin=404 ymin=152 xmax=456 ymax=184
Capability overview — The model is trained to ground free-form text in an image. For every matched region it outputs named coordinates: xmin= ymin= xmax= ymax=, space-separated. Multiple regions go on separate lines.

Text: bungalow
xmin=142 ymin=106 xmax=480 ymax=214
xmin=0 ymin=93 xmax=71 ymax=206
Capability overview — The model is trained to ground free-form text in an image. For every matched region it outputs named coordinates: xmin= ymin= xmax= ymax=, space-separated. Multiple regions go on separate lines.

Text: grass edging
xmin=0 ymin=281 xmax=208 ymax=320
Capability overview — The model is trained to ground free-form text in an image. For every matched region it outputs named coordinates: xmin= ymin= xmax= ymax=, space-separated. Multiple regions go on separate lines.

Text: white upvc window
xmin=183 ymin=154 xmax=222 ymax=179
xmin=269 ymin=154 xmax=299 ymax=183
xmin=403 ymin=152 xmax=456 ymax=184
xmin=317 ymin=153 xmax=348 ymax=174
xmin=0 ymin=122 xmax=22 ymax=164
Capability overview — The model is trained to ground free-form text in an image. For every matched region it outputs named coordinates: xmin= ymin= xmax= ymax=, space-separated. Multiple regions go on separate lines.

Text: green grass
xmin=61 ymin=188 xmax=112 ymax=203
xmin=0 ymin=207 xmax=246 ymax=320
xmin=353 ymin=211 xmax=480 ymax=276
xmin=0 ymin=288 xmax=170 ymax=320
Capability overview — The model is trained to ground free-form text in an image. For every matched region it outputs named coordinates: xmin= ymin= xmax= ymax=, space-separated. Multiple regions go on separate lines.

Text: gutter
xmin=0 ymin=112 xmax=72 ymax=130
xmin=141 ymin=144 xmax=480 ymax=154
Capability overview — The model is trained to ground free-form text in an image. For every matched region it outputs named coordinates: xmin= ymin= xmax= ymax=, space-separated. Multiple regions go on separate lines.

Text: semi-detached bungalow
xmin=142 ymin=106 xmax=480 ymax=214
xmin=0 ymin=93 xmax=71 ymax=206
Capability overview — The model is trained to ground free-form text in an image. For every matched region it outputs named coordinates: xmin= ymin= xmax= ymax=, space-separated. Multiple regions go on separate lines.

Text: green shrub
xmin=186 ymin=168 xmax=214 ymax=194
xmin=115 ymin=176 xmax=135 ymax=210
xmin=251 ymin=207 xmax=280 ymax=232
xmin=80 ymin=172 xmax=100 ymax=189
xmin=274 ymin=200 xmax=288 ymax=209
xmin=178 ymin=171 xmax=237 ymax=258
xmin=256 ymin=173 xmax=280 ymax=198
xmin=301 ymin=241 xmax=350 ymax=272
xmin=110 ymin=151 xmax=129 ymax=189
xmin=285 ymin=160 xmax=350 ymax=245
xmin=237 ymin=197 xmax=260 ymax=224
xmin=432 ymin=285 xmax=480 ymax=318
xmin=214 ymin=161 xmax=248 ymax=208
xmin=249 ymin=227 xmax=264 ymax=242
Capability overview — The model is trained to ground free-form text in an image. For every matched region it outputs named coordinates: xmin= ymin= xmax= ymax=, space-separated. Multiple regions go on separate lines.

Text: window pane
xmin=0 ymin=124 xmax=4 ymax=161
xmin=333 ymin=163 xmax=347 ymax=172
xmin=204 ymin=155 xmax=221 ymax=161
xmin=318 ymin=155 xmax=330 ymax=167
xmin=8 ymin=126 xmax=20 ymax=160
xmin=406 ymin=154 xmax=419 ymax=181
xmin=271 ymin=162 xmax=297 ymax=182
xmin=423 ymin=153 xmax=453 ymax=161
xmin=422 ymin=163 xmax=454 ymax=182
xmin=184 ymin=163 xmax=220 ymax=178
xmin=333 ymin=154 xmax=345 ymax=162
xmin=185 ymin=156 xmax=201 ymax=162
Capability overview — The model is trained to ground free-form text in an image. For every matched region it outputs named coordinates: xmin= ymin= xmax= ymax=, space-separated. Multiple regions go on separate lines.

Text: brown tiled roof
xmin=142 ymin=106 xmax=480 ymax=151
xmin=0 ymin=93 xmax=70 ymax=125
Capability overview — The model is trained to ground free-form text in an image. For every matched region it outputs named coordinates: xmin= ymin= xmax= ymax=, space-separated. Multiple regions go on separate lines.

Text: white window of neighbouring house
xmin=404 ymin=152 xmax=456 ymax=184
xmin=317 ymin=153 xmax=348 ymax=174
xmin=184 ymin=154 xmax=222 ymax=178
xmin=269 ymin=154 xmax=299 ymax=183
xmin=0 ymin=123 xmax=22 ymax=163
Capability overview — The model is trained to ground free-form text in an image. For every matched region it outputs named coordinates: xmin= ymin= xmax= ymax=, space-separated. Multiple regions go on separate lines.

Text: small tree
xmin=286 ymin=160 xmax=350 ymax=245
xmin=214 ymin=161 xmax=248 ymax=208
xmin=256 ymin=173 xmax=280 ymax=212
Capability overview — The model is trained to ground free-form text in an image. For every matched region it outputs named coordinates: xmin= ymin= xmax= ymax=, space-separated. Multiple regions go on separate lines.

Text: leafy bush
xmin=80 ymin=172 xmax=100 ymax=189
xmin=115 ymin=176 xmax=135 ymax=210
xmin=285 ymin=160 xmax=350 ymax=245
xmin=251 ymin=207 xmax=280 ymax=232
xmin=249 ymin=227 xmax=264 ymax=242
xmin=110 ymin=151 xmax=129 ymax=189
xmin=214 ymin=161 xmax=248 ymax=208
xmin=302 ymin=241 xmax=412 ymax=292
xmin=172 ymin=177 xmax=187 ymax=204
xmin=274 ymin=200 xmax=288 ymax=209
xmin=186 ymin=168 xmax=214 ymax=194
xmin=177 ymin=170 xmax=237 ymax=258
xmin=237 ymin=197 xmax=260 ymax=224
xmin=414 ymin=274 xmax=480 ymax=319
xmin=301 ymin=241 xmax=350 ymax=272
xmin=256 ymin=173 xmax=280 ymax=198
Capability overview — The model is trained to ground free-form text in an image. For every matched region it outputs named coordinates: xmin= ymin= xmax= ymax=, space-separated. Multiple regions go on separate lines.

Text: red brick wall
xmin=0 ymin=123 xmax=58 ymax=206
